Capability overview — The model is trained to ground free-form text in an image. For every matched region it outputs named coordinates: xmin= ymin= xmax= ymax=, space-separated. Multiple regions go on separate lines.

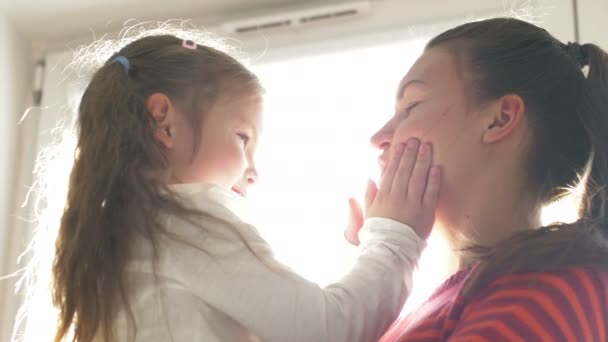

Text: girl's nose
xmin=246 ymin=168 xmax=258 ymax=185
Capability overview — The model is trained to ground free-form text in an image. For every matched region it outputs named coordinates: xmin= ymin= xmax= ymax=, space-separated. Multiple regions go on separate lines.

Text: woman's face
xmin=371 ymin=47 xmax=489 ymax=226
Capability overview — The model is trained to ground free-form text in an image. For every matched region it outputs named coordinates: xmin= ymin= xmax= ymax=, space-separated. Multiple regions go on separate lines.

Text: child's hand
xmin=345 ymin=180 xmax=378 ymax=246
xmin=366 ymin=139 xmax=440 ymax=240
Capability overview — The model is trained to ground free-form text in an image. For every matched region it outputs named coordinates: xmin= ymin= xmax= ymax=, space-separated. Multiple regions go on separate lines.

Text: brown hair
xmin=52 ymin=34 xmax=262 ymax=341
xmin=426 ymin=18 xmax=608 ymax=296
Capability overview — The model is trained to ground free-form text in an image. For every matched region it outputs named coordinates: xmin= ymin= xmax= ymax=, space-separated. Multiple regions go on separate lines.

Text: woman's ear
xmin=482 ymin=94 xmax=526 ymax=144
xmin=146 ymin=93 xmax=176 ymax=148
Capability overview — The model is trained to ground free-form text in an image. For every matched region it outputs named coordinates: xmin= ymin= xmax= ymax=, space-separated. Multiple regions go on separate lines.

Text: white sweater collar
xmin=167 ymin=182 xmax=253 ymax=224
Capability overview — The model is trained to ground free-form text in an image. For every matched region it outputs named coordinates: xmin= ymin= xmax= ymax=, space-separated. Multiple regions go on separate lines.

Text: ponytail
xmin=53 ymin=56 xmax=165 ymax=342
xmin=578 ymin=44 xmax=608 ymax=226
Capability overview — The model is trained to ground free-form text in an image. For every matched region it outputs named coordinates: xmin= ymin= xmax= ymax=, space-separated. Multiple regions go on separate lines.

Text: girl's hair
xmin=426 ymin=18 xmax=608 ymax=296
xmin=52 ymin=34 xmax=262 ymax=341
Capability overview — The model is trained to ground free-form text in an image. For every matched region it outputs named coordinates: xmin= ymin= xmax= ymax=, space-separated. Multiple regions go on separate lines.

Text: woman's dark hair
xmin=427 ymin=18 xmax=608 ymax=296
xmin=52 ymin=34 xmax=262 ymax=341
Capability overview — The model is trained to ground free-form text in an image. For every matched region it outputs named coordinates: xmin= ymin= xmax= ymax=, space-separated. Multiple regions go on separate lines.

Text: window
xmin=248 ymin=38 xmax=581 ymax=315
xmin=248 ymin=38 xmax=450 ymax=314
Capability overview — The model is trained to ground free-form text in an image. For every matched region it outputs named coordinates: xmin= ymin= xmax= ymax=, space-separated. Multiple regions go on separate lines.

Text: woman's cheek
xmin=392 ymin=111 xmax=451 ymax=169
xmin=392 ymin=115 xmax=430 ymax=144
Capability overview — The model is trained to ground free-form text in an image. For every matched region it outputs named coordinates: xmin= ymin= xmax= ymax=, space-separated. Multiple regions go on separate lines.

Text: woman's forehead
xmin=397 ymin=48 xmax=461 ymax=98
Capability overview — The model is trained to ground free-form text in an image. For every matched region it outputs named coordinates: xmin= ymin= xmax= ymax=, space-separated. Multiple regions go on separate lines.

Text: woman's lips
xmin=378 ymin=156 xmax=388 ymax=170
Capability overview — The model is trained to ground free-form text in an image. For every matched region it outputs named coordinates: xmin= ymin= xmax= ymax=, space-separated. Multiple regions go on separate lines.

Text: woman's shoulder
xmin=467 ymin=266 xmax=608 ymax=317
xmin=457 ymin=266 xmax=608 ymax=341
xmin=475 ymin=266 xmax=608 ymax=299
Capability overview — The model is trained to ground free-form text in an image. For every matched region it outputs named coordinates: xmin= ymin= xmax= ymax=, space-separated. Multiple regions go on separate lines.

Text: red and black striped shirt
xmin=381 ymin=266 xmax=608 ymax=341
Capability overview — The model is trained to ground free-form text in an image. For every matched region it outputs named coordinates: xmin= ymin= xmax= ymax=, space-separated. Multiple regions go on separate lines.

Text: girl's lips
xmin=231 ymin=187 xmax=245 ymax=197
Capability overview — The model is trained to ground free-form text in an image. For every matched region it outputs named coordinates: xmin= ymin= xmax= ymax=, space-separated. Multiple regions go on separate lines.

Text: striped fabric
xmin=381 ymin=267 xmax=608 ymax=342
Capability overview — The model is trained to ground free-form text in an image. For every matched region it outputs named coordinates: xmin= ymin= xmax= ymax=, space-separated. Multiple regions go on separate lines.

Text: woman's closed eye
xmin=406 ymin=101 xmax=422 ymax=113
xmin=397 ymin=101 xmax=422 ymax=118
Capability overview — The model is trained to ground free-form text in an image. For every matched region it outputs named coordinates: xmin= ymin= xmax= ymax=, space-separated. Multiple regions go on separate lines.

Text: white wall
xmin=538 ymin=0 xmax=576 ymax=41
xmin=0 ymin=13 xmax=32 ymax=342
xmin=578 ymin=0 xmax=608 ymax=48
xmin=38 ymin=0 xmax=576 ymax=64
xmin=214 ymin=0 xmax=576 ymax=62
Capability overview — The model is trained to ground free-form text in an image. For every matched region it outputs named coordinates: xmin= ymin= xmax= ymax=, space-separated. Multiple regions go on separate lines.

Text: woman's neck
xmin=443 ymin=178 xmax=542 ymax=270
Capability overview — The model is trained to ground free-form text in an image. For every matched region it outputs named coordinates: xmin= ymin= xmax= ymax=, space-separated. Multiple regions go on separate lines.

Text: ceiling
xmin=0 ymin=0 xmax=306 ymax=40
xmin=2 ymin=0 xmax=560 ymax=52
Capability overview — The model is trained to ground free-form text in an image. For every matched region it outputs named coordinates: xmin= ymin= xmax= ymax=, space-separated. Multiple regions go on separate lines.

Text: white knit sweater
xmin=107 ymin=183 xmax=425 ymax=342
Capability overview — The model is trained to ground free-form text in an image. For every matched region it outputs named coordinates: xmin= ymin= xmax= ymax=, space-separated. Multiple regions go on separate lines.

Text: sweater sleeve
xmin=167 ymin=217 xmax=425 ymax=342
xmin=447 ymin=268 xmax=608 ymax=342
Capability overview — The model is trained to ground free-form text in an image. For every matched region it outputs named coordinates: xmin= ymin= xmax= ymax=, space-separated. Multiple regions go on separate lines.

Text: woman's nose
xmin=370 ymin=124 xmax=393 ymax=151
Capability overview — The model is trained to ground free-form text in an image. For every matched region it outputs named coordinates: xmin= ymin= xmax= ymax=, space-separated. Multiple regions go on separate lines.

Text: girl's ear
xmin=146 ymin=93 xmax=177 ymax=148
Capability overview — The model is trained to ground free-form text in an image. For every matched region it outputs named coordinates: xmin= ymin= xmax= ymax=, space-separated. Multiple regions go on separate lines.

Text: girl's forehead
xmin=202 ymin=92 xmax=263 ymax=126
xmin=215 ymin=89 xmax=263 ymax=107
xmin=222 ymin=94 xmax=264 ymax=126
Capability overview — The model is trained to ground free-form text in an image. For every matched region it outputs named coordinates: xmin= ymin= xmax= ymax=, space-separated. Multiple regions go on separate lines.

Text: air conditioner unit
xmin=222 ymin=1 xmax=371 ymax=34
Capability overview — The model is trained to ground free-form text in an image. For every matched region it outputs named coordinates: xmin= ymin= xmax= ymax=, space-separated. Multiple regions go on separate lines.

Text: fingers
xmin=346 ymin=180 xmax=378 ymax=246
xmin=364 ymin=179 xmax=378 ymax=209
xmin=345 ymin=198 xmax=363 ymax=245
xmin=365 ymin=138 xmax=440 ymax=240
xmin=391 ymin=139 xmax=420 ymax=194
xmin=378 ymin=142 xmax=405 ymax=195
xmin=407 ymin=143 xmax=432 ymax=202
xmin=422 ymin=166 xmax=441 ymax=211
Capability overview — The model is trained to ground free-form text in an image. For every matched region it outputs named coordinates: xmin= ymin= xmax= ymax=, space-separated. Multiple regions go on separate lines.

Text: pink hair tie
xmin=182 ymin=40 xmax=197 ymax=50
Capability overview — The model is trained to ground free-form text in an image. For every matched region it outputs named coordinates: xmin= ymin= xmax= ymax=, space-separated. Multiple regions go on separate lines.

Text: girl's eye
xmin=237 ymin=133 xmax=250 ymax=146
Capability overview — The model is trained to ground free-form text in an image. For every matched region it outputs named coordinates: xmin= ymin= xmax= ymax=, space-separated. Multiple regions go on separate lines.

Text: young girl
xmin=51 ymin=34 xmax=441 ymax=342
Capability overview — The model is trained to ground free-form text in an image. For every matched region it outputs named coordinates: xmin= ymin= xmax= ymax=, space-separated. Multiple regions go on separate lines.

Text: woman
xmin=372 ymin=18 xmax=608 ymax=341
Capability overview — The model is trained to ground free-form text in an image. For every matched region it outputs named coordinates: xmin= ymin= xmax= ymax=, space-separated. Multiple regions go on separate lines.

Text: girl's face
xmin=370 ymin=48 xmax=489 ymax=224
xmin=171 ymin=91 xmax=264 ymax=197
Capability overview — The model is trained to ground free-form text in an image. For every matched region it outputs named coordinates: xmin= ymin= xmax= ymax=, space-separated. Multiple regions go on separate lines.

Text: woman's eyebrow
xmin=396 ymin=79 xmax=426 ymax=100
